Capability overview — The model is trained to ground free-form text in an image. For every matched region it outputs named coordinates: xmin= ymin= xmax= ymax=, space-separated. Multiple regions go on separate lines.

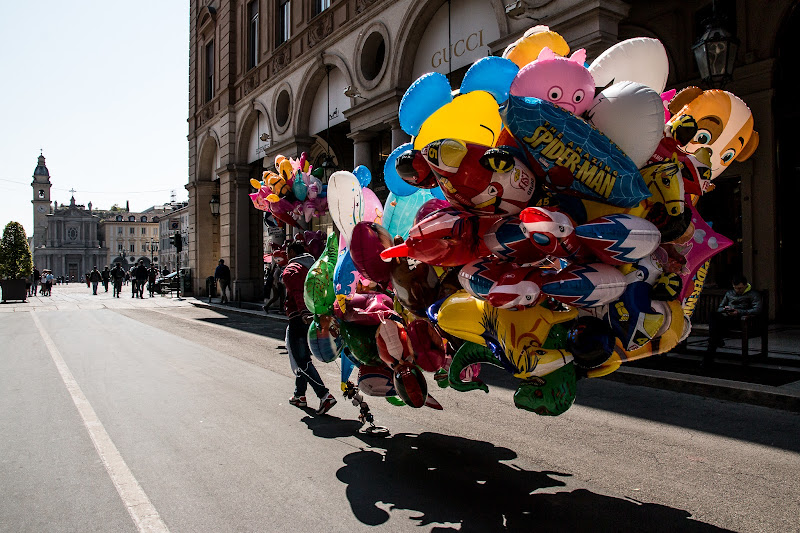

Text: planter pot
xmin=1 ymin=279 xmax=28 ymax=303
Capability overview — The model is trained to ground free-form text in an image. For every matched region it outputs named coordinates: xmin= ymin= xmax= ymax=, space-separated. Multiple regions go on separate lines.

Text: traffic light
xmin=172 ymin=232 xmax=182 ymax=252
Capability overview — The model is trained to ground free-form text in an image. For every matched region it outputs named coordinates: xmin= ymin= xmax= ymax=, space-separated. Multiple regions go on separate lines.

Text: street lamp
xmin=692 ymin=1 xmax=739 ymax=89
xmin=210 ymin=195 xmax=220 ymax=216
xmin=148 ymin=239 xmax=158 ymax=265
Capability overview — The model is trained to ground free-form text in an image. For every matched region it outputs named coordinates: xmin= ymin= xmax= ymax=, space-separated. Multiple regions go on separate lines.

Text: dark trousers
xmin=705 ymin=312 xmax=741 ymax=364
xmin=287 ymin=317 xmax=328 ymax=399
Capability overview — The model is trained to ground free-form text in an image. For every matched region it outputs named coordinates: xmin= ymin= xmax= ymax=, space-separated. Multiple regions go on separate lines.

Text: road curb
xmin=605 ymin=366 xmax=800 ymax=413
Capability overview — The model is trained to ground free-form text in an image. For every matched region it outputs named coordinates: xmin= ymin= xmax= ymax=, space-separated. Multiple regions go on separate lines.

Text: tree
xmin=0 ymin=222 xmax=33 ymax=280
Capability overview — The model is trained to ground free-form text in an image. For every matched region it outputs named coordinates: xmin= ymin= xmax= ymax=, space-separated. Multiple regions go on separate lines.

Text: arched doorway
xmin=775 ymin=4 xmax=800 ymax=321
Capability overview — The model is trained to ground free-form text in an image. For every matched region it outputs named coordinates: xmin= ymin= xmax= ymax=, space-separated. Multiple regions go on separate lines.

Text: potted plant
xmin=0 ymin=221 xmax=33 ymax=303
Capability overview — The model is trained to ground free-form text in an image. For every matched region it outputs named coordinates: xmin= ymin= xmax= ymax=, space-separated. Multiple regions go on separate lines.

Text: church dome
xmin=33 ymin=154 xmax=50 ymax=177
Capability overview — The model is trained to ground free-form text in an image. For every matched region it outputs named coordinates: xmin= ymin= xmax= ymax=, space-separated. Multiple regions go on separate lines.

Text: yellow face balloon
xmin=413 ymin=91 xmax=503 ymax=150
xmin=437 ymin=291 xmax=577 ymax=378
xmin=502 ymin=26 xmax=570 ymax=69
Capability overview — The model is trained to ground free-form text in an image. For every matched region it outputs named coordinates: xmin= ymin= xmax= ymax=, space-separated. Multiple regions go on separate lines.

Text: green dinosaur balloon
xmin=304 ymin=232 xmax=339 ymax=314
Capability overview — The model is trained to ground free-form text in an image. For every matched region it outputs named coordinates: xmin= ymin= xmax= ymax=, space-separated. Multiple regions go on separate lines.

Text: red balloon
xmin=393 ymin=362 xmax=428 ymax=408
xmin=376 ymin=320 xmax=414 ymax=368
xmin=350 ymin=221 xmax=394 ymax=284
xmin=407 ymin=319 xmax=446 ymax=372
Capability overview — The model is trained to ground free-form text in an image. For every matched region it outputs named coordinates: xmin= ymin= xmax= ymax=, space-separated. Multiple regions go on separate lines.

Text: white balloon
xmin=589 ymin=37 xmax=669 ymax=93
xmin=326 ymin=171 xmax=364 ymax=247
xmin=587 ymin=81 xmax=664 ymax=168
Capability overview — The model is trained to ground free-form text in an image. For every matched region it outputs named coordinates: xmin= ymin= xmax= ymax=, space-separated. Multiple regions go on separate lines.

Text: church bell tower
xmin=31 ymin=152 xmax=52 ymax=249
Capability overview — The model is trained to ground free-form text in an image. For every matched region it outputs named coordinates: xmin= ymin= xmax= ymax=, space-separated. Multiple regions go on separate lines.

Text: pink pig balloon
xmin=510 ymin=47 xmax=595 ymax=116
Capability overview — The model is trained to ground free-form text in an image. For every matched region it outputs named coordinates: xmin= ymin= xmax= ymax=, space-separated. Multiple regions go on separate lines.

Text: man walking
xmin=283 ymin=243 xmax=336 ymax=415
xmin=214 ymin=259 xmax=232 ymax=304
xmin=134 ymin=260 xmax=149 ymax=298
xmin=101 ymin=266 xmax=110 ymax=292
xmin=32 ymin=266 xmax=40 ymax=296
xmin=89 ymin=266 xmax=102 ymax=295
xmin=111 ymin=263 xmax=125 ymax=297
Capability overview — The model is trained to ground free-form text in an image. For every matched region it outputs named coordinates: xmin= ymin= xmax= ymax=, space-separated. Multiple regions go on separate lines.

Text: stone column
xmin=187 ymin=179 xmax=219 ymax=297
xmin=348 ymin=131 xmax=373 ymax=170
xmin=390 ymin=119 xmax=410 ymax=149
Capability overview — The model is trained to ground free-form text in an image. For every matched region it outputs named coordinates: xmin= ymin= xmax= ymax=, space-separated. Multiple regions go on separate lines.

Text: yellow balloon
xmin=266 ymin=194 xmax=280 ymax=203
xmin=414 ymin=91 xmax=503 ymax=150
xmin=503 ymin=26 xmax=570 ymax=69
xmin=250 ymin=178 xmax=262 ymax=189
xmin=437 ymin=291 xmax=577 ymax=378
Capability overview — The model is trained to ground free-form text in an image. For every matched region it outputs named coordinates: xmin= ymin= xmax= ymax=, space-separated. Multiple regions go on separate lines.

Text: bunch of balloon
xmin=249 ymin=152 xmax=329 ymax=230
xmin=365 ymin=25 xmax=758 ymax=415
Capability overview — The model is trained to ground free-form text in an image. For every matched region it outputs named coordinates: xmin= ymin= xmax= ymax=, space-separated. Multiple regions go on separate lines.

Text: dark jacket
xmin=718 ymin=285 xmax=763 ymax=317
xmin=134 ymin=264 xmax=149 ymax=281
xmin=282 ymin=253 xmax=315 ymax=319
xmin=101 ymin=269 xmax=110 ymax=282
xmin=214 ymin=263 xmax=231 ymax=282
xmin=111 ymin=266 xmax=125 ymax=281
xmin=89 ymin=270 xmax=102 ymax=283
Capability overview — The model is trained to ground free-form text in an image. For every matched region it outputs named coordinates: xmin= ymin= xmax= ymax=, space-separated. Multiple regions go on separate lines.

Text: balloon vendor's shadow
xmin=301 ymin=418 xmax=729 ymax=532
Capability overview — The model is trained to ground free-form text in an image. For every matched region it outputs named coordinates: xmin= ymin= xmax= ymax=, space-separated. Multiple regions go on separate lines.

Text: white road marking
xmin=31 ymin=312 xmax=170 ymax=533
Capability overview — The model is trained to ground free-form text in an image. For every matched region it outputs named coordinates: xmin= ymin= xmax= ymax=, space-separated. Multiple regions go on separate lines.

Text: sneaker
xmin=288 ymin=395 xmax=307 ymax=407
xmin=316 ymin=393 xmax=337 ymax=415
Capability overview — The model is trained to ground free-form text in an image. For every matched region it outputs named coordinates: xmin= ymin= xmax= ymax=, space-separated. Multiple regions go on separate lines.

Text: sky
xmin=0 ymin=1 xmax=190 ymax=238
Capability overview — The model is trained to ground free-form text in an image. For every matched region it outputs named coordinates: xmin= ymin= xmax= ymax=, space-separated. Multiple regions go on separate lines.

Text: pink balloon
xmin=407 ymin=319 xmax=446 ymax=372
xmin=362 ymin=187 xmax=384 ymax=225
xmin=677 ymin=202 xmax=733 ymax=301
xmin=414 ymin=199 xmax=451 ymax=225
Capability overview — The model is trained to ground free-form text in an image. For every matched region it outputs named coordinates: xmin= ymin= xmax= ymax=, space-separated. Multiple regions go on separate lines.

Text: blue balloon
xmin=382 ymin=189 xmax=434 ymax=240
xmin=384 ymin=143 xmax=419 ymax=197
xmin=431 ymin=186 xmax=446 ymax=201
xmin=341 ymin=350 xmax=358 ymax=383
xmin=333 ymin=249 xmax=359 ymax=296
xmin=399 ymin=72 xmax=453 ymax=137
xmin=460 ymin=56 xmax=518 ymax=104
xmin=292 ymin=176 xmax=308 ymax=201
xmin=353 ymin=165 xmax=372 ymax=187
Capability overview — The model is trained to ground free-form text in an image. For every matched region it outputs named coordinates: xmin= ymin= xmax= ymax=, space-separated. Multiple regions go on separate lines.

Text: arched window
xmin=141 ymin=216 xmax=148 ymax=222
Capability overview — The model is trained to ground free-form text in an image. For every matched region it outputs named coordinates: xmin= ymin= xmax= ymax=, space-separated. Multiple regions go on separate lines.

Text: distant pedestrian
xmin=31 ymin=266 xmax=40 ymax=296
xmin=89 ymin=266 xmax=102 ymax=295
xmin=263 ymin=264 xmax=285 ymax=314
xmin=42 ymin=270 xmax=54 ymax=296
xmin=134 ymin=261 xmax=149 ymax=298
xmin=283 ymin=243 xmax=336 ymax=415
xmin=111 ymin=263 xmax=125 ymax=297
xmin=148 ymin=265 xmax=158 ymax=297
xmin=101 ymin=266 xmax=110 ymax=292
xmin=214 ymin=259 xmax=232 ymax=304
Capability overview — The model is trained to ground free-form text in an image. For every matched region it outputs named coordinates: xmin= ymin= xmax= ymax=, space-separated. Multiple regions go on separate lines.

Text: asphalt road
xmin=1 ymin=298 xmax=799 ymax=532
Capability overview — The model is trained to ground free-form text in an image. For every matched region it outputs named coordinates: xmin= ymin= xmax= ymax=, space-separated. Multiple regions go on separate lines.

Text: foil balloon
xmin=588 ymin=37 xmax=669 ymax=93
xmin=406 ymin=319 xmax=446 ymax=373
xmin=418 ymin=139 xmax=537 ymax=215
xmin=413 ymin=90 xmax=503 ymax=150
xmin=513 ymin=363 xmax=577 ymax=416
xmin=501 ymin=95 xmax=651 ymax=208
xmin=382 ymin=189 xmax=435 ymax=240
xmin=303 ymin=232 xmax=339 ymax=315
xmin=376 ymin=320 xmax=414 ymax=368
xmin=339 ymin=322 xmax=381 ymax=366
xmin=327 ymin=171 xmax=364 ymax=247
xmin=575 ymin=214 xmax=662 ymax=265
xmin=384 ymin=143 xmax=420 ymax=197
xmin=503 ymin=25 xmax=570 ymax=68
xmin=349 ymin=221 xmax=394 ymax=284
xmin=307 ymin=315 xmax=343 ymax=363
xmin=666 ymin=87 xmax=759 ymax=179
xmin=586 ymin=81 xmax=665 ymax=168
xmin=677 ymin=203 xmax=733 ymax=301
xmin=437 ymin=291 xmax=577 ymax=379
xmin=510 ymin=47 xmax=596 ymax=116
xmin=393 ymin=362 xmax=428 ymax=408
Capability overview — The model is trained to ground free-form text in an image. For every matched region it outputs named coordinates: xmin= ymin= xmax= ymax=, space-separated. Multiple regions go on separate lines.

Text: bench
xmin=679 ymin=289 xmax=769 ymax=362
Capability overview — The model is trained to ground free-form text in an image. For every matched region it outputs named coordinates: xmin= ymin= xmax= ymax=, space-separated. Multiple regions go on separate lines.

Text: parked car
xmin=153 ymin=271 xmax=179 ymax=294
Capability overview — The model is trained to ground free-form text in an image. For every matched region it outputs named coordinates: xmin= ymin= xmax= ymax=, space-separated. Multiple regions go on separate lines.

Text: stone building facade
xmin=30 ymin=154 xmax=108 ymax=281
xmin=186 ymin=0 xmax=797 ymax=320
xmin=99 ymin=212 xmax=163 ymax=269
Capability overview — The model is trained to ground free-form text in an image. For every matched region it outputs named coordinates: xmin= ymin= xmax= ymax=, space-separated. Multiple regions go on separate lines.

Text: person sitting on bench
xmin=704 ymin=274 xmax=763 ymax=366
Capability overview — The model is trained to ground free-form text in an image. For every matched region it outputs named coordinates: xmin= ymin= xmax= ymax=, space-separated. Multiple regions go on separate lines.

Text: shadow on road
xmin=301 ymin=417 xmax=729 ymax=532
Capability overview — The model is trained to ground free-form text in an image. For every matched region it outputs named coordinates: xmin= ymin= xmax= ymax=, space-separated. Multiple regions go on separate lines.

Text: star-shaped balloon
xmin=677 ymin=202 xmax=733 ymax=301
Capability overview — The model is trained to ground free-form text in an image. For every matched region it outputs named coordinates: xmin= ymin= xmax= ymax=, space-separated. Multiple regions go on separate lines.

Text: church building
xmin=30 ymin=154 xmax=108 ymax=281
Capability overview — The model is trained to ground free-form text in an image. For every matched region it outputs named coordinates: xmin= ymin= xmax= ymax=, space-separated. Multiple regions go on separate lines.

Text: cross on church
xmin=69 ymin=188 xmax=76 ymax=195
